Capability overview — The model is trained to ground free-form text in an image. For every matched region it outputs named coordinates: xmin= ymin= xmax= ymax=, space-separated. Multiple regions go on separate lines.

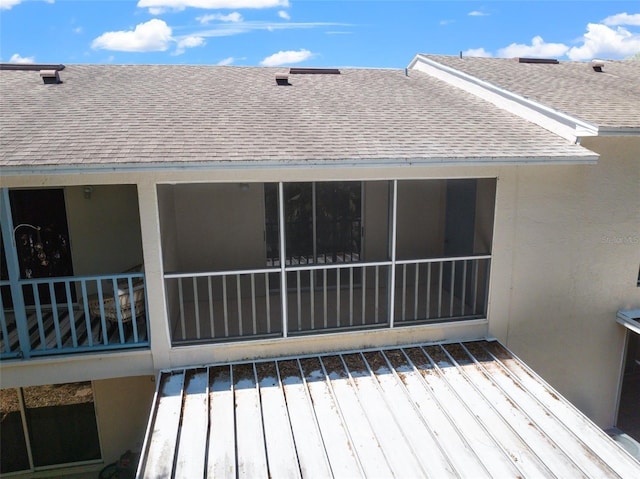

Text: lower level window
xmin=0 ymin=381 xmax=101 ymax=474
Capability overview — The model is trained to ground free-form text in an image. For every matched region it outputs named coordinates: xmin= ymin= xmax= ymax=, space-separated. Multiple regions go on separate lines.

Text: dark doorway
xmin=9 ymin=189 xmax=74 ymax=305
xmin=617 ymin=332 xmax=640 ymax=443
xmin=444 ymin=180 xmax=478 ymax=304
xmin=444 ymin=179 xmax=477 ymax=257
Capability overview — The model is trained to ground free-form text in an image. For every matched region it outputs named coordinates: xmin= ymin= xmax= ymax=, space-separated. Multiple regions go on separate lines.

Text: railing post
xmin=0 ymin=188 xmax=31 ymax=358
xmin=388 ymin=180 xmax=398 ymax=328
xmin=278 ymin=182 xmax=288 ymax=337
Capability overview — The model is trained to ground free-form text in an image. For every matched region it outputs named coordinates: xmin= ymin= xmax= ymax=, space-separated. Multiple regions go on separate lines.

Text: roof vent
xmin=591 ymin=60 xmax=605 ymax=72
xmin=517 ymin=58 xmax=559 ymax=64
xmin=275 ymin=75 xmax=290 ymax=86
xmin=39 ymin=69 xmax=61 ymax=84
xmin=289 ymin=68 xmax=340 ymax=75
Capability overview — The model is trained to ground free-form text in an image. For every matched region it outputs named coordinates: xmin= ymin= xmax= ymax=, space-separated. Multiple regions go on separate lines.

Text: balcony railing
xmin=0 ymin=272 xmax=149 ymax=359
xmin=164 ymin=255 xmax=490 ymax=345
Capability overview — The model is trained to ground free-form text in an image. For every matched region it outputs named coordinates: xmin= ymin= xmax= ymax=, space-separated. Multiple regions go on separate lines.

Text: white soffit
xmin=137 ymin=340 xmax=640 ymax=478
xmin=409 ymin=55 xmax=600 ymax=143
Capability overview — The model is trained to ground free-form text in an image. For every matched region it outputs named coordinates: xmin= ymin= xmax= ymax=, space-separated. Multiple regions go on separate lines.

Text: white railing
xmin=164 ymin=268 xmax=281 ymax=343
xmin=164 ymin=255 xmax=490 ymax=344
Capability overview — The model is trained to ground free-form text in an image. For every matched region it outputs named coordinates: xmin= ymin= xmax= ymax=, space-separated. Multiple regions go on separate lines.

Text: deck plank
xmin=300 ymin=357 xmax=363 ymax=478
xmin=256 ymin=362 xmax=301 ymax=479
xmin=361 ymin=351 xmax=456 ymax=477
xmin=174 ymin=369 xmax=209 ymax=478
xmin=279 ymin=360 xmax=333 ymax=479
xmin=207 ymin=366 xmax=236 ymax=479
xmin=142 ymin=371 xmax=185 ymax=479
xmin=320 ymin=355 xmax=394 ymax=478
xmin=233 ymin=363 xmax=268 ymax=479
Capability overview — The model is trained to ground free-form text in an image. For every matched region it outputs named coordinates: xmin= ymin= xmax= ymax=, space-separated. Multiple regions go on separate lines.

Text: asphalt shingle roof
xmin=421 ymin=55 xmax=640 ymax=130
xmin=0 ymin=64 xmax=594 ymax=170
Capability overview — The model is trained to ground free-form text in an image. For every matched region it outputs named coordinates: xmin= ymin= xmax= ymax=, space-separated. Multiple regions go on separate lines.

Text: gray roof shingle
xmin=421 ymin=55 xmax=640 ymax=130
xmin=0 ymin=64 xmax=594 ymax=170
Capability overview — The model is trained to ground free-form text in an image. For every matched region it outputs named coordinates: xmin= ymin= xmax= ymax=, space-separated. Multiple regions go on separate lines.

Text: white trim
xmin=0 ymin=152 xmax=599 ymax=177
xmin=617 ymin=309 xmax=640 ymax=335
xmin=409 ymin=55 xmax=600 ymax=143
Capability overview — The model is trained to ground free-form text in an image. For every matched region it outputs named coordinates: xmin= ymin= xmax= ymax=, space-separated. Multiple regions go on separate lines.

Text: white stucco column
xmin=137 ymin=181 xmax=172 ymax=370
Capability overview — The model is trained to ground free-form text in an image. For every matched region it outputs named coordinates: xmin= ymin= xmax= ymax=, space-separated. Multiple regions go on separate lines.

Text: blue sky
xmin=1 ymin=1 xmax=639 ymax=67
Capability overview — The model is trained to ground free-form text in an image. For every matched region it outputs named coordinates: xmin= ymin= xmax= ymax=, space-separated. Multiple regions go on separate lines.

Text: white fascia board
xmin=617 ymin=309 xmax=640 ymax=335
xmin=596 ymin=127 xmax=640 ymax=137
xmin=409 ymin=55 xmax=600 ymax=142
xmin=0 ymin=154 xmax=599 ymax=177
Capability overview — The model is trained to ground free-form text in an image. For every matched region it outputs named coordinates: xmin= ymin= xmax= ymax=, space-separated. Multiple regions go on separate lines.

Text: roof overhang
xmin=137 ymin=339 xmax=640 ymax=478
xmin=0 ymin=153 xmax=599 ymax=177
xmin=408 ymin=54 xmax=603 ymax=143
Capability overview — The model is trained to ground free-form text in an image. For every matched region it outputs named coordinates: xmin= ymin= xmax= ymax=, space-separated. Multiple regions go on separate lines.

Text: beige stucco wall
xmin=93 ymin=375 xmax=155 ymax=465
xmin=487 ymin=136 xmax=640 ymax=428
xmin=65 ymin=185 xmax=143 ymax=275
xmin=169 ymin=183 xmax=266 ymax=272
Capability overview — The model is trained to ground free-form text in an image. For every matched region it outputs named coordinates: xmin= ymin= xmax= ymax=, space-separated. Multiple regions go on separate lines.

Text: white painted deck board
xmin=457 ymin=349 xmax=588 ymax=478
xmin=387 ymin=355 xmax=492 ymax=478
xmin=365 ymin=354 xmax=456 ymax=478
xmin=207 ymin=366 xmax=236 ymax=479
xmin=416 ymin=347 xmax=522 ymax=478
xmin=139 ymin=341 xmax=640 ymax=478
xmin=257 ymin=363 xmax=301 ymax=479
xmin=439 ymin=357 xmax=554 ymax=477
xmin=323 ymin=359 xmax=394 ymax=478
xmin=301 ymin=358 xmax=363 ymax=479
xmin=174 ymin=369 xmax=209 ymax=479
xmin=279 ymin=361 xmax=333 ymax=479
xmin=233 ymin=364 xmax=269 ymax=478
xmin=346 ymin=355 xmax=428 ymax=477
xmin=142 ymin=371 xmax=185 ymax=479
xmin=478 ymin=354 xmax=616 ymax=478
xmin=489 ymin=346 xmax=640 ymax=476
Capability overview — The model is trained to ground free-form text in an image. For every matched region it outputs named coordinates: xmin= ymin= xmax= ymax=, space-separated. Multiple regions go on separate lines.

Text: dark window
xmin=265 ymin=182 xmax=361 ymax=264
xmin=0 ymin=382 xmax=101 ymax=473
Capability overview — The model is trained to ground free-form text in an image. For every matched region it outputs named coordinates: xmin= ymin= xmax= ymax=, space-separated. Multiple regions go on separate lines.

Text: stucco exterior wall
xmin=488 ymin=136 xmax=640 ymax=428
xmin=65 ymin=185 xmax=143 ymax=276
xmin=93 ymin=375 xmax=155 ymax=465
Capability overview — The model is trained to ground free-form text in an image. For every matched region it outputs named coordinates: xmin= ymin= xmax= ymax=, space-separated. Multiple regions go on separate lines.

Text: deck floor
xmin=140 ymin=340 xmax=640 ymax=478
xmin=1 ymin=308 xmax=148 ymax=356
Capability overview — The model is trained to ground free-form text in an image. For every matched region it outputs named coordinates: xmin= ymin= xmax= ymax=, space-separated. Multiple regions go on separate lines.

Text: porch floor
xmin=1 ymin=308 xmax=149 ymax=357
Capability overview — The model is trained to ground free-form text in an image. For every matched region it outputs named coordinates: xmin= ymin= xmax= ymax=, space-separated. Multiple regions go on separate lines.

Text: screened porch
xmin=160 ymin=179 xmax=495 ymax=345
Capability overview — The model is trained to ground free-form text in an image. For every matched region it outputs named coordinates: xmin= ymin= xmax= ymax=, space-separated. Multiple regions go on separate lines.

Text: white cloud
xmin=439 ymin=19 xmax=454 ymax=26
xmin=174 ymin=35 xmax=206 ymax=54
xmin=73 ymin=26 xmax=83 ymax=34
xmin=278 ymin=10 xmax=290 ymax=20
xmin=602 ymin=13 xmax=640 ymax=27
xmin=497 ymin=35 xmax=569 ymax=58
xmin=197 ymin=12 xmax=243 ymax=24
xmin=468 ymin=11 xmax=488 ymax=17
xmin=260 ymin=48 xmax=312 ymax=66
xmin=137 ymin=0 xmax=288 ymax=12
xmin=92 ymin=19 xmax=173 ymax=52
xmin=0 ymin=0 xmax=24 ymax=9
xmin=216 ymin=56 xmax=235 ymax=65
xmin=9 ymin=53 xmax=35 ymax=63
xmin=462 ymin=48 xmax=492 ymax=58
xmin=567 ymin=23 xmax=640 ymax=60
